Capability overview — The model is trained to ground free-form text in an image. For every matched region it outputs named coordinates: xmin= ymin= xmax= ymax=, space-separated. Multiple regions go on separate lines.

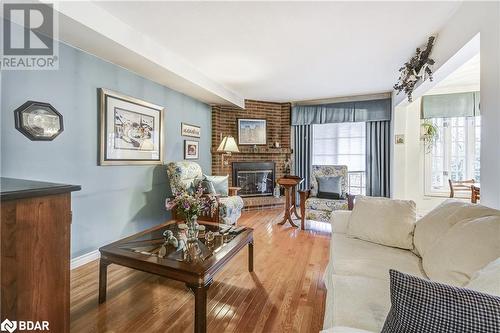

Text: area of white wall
xmin=393 ymin=2 xmax=500 ymax=209
xmin=393 ymin=97 xmax=454 ymax=214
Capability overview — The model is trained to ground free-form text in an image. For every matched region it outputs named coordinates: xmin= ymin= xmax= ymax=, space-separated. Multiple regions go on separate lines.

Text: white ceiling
xmin=64 ymin=1 xmax=461 ymax=104
xmin=93 ymin=1 xmax=461 ymax=103
xmin=425 ymin=53 xmax=480 ymax=95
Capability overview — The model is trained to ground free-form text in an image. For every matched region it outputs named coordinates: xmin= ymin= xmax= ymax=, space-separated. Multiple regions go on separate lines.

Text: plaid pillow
xmin=382 ymin=269 xmax=500 ymax=333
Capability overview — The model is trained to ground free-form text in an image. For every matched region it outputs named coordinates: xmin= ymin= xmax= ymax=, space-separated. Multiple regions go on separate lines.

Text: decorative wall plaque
xmin=14 ymin=101 xmax=63 ymax=141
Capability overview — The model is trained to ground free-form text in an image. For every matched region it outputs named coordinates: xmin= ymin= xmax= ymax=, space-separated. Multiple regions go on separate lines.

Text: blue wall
xmin=1 ymin=42 xmax=212 ymax=258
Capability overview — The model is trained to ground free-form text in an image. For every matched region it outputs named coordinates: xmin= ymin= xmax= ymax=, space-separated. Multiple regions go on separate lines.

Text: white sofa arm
xmin=331 ymin=210 xmax=352 ymax=234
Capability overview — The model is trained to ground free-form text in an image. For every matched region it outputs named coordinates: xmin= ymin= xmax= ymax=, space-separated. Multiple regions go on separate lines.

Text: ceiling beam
xmin=51 ymin=1 xmax=245 ymax=108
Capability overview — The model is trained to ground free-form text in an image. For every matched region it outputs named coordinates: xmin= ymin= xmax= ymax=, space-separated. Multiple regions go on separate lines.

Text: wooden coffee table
xmin=98 ymin=220 xmax=254 ymax=333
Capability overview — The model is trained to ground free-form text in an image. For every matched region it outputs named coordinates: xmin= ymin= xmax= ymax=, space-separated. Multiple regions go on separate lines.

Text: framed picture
xmin=237 ymin=118 xmax=267 ymax=145
xmin=99 ymin=88 xmax=164 ymax=165
xmin=395 ymin=134 xmax=405 ymax=145
xmin=184 ymin=140 xmax=199 ymax=160
xmin=181 ymin=123 xmax=201 ymax=138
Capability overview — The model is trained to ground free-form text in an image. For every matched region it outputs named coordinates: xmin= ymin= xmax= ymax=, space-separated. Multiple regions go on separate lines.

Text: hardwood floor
xmin=70 ymin=209 xmax=331 ymax=332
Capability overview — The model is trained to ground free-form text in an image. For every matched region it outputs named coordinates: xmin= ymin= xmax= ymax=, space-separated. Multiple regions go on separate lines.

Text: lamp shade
xmin=217 ymin=136 xmax=239 ymax=153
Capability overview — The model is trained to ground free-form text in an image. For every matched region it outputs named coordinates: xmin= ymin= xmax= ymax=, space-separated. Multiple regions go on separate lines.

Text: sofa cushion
xmin=347 ymin=196 xmax=416 ymax=250
xmin=466 ymin=258 xmax=500 ymax=296
xmin=330 ymin=275 xmax=391 ymax=333
xmin=382 ymin=270 xmax=500 ymax=333
xmin=330 ymin=233 xmax=426 ymax=282
xmin=413 ymin=200 xmax=499 ymax=257
xmin=317 ymin=176 xmax=342 ymax=199
xmin=330 ymin=210 xmax=352 ymax=234
xmin=422 ymin=215 xmax=500 ymax=286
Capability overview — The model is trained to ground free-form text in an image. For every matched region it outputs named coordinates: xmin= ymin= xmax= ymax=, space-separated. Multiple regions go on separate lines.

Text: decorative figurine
xmin=159 ymin=230 xmax=179 ymax=258
xmin=163 ymin=230 xmax=179 ymax=248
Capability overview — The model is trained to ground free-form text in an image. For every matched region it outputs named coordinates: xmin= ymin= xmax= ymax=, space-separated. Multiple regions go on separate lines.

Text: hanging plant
xmin=394 ymin=36 xmax=436 ymax=102
xmin=421 ymin=121 xmax=439 ymax=153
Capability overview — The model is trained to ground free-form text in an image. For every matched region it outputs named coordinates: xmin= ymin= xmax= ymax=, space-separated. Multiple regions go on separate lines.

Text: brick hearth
xmin=211 ymin=100 xmax=292 ymax=209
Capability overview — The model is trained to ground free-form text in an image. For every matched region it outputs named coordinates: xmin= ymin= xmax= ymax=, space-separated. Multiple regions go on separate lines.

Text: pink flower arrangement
xmin=166 ymin=184 xmax=217 ymax=221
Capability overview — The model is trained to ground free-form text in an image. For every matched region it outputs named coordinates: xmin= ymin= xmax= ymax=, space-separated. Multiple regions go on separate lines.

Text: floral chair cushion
xmin=305 ymin=210 xmax=333 ymax=223
xmin=310 ymin=165 xmax=348 ymax=197
xmin=167 ymin=161 xmax=203 ymax=193
xmin=305 ymin=197 xmax=348 ymax=211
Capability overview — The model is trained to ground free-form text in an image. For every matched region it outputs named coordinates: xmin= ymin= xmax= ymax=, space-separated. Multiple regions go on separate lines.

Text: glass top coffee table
xmin=98 ymin=220 xmax=254 ymax=333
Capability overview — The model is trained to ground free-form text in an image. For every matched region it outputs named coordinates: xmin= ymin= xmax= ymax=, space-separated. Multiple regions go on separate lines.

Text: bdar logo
xmin=0 ymin=319 xmax=17 ymax=333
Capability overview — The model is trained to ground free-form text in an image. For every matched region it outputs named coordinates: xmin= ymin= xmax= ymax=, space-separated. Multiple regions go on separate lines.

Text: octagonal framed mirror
xmin=14 ymin=101 xmax=63 ymax=141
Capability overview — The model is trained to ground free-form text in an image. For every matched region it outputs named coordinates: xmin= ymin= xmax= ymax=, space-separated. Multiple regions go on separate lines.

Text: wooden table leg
xmin=291 ymin=185 xmax=301 ymax=219
xmin=187 ymin=281 xmax=212 ymax=333
xmin=248 ymin=241 xmax=254 ymax=272
xmin=278 ymin=186 xmax=298 ymax=228
xmin=98 ymin=258 xmax=110 ymax=304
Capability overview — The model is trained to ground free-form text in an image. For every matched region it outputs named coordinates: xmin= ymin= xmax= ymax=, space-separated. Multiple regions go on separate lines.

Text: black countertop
xmin=0 ymin=177 xmax=81 ymax=201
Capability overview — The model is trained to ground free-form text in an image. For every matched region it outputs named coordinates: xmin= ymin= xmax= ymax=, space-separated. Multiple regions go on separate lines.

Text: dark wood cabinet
xmin=1 ymin=178 xmax=80 ymax=333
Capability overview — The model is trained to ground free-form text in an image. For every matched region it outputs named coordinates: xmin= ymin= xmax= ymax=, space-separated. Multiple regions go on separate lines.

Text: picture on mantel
xmin=238 ymin=119 xmax=267 ymax=145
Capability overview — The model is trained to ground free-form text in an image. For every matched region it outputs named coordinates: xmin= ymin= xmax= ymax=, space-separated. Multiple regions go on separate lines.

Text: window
xmin=425 ymin=116 xmax=480 ymax=196
xmin=312 ymin=122 xmax=366 ymax=195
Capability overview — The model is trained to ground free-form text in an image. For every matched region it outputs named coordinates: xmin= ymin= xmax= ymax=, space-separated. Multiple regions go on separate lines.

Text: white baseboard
xmin=71 ymin=249 xmax=100 ymax=270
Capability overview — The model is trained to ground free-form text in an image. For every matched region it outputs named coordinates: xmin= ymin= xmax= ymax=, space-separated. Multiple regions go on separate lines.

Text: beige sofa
xmin=321 ymin=198 xmax=500 ymax=333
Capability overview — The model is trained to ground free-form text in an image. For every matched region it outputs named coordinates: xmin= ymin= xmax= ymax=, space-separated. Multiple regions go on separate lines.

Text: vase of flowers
xmin=165 ymin=185 xmax=216 ymax=242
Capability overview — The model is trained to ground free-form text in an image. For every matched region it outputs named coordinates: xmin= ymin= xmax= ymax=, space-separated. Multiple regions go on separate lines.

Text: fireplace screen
xmin=232 ymin=162 xmax=275 ymax=197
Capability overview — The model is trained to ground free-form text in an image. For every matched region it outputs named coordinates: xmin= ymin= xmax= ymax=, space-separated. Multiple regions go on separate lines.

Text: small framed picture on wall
xmin=181 ymin=123 xmax=201 ymax=138
xmin=184 ymin=140 xmax=199 ymax=160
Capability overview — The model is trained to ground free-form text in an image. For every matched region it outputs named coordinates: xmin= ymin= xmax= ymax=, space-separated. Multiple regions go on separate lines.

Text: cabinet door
xmin=1 ymin=193 xmax=71 ymax=333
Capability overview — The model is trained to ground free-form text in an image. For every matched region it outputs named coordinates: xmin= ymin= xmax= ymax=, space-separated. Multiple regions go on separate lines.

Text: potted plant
xmin=165 ymin=185 xmax=216 ymax=241
xmin=421 ymin=121 xmax=439 ymax=153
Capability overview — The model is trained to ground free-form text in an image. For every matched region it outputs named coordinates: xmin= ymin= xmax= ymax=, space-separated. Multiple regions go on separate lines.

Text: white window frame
xmin=312 ymin=122 xmax=366 ymax=195
xmin=424 ymin=116 xmax=480 ymax=197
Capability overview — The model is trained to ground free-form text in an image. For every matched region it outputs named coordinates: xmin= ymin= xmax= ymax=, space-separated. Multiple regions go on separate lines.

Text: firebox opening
xmin=232 ymin=162 xmax=275 ymax=197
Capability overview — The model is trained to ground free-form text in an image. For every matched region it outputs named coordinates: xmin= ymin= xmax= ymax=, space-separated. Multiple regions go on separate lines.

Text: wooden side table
xmin=277 ymin=176 xmax=303 ymax=228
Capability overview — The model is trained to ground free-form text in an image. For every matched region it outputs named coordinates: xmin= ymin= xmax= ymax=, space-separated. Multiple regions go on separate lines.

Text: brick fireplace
xmin=211 ymin=100 xmax=292 ymax=210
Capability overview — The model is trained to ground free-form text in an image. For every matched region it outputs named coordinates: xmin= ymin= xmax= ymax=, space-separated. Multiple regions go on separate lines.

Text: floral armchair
xmin=166 ymin=161 xmax=244 ymax=225
xmin=299 ymin=165 xmax=354 ymax=227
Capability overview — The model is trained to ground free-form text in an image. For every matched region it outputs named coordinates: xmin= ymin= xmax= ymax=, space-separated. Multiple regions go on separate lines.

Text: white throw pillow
xmin=466 ymin=258 xmax=500 ymax=296
xmin=347 ymin=196 xmax=416 ymax=250
xmin=413 ymin=200 xmax=499 ymax=257
xmin=422 ymin=215 xmax=500 ymax=286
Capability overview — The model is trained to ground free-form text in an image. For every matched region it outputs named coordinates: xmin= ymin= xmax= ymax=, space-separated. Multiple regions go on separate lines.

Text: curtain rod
xmin=291 ymin=92 xmax=392 ymax=106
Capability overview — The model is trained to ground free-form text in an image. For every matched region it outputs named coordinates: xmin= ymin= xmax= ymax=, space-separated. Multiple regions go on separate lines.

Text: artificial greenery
xmin=421 ymin=121 xmax=439 ymax=153
xmin=394 ymin=36 xmax=436 ymax=102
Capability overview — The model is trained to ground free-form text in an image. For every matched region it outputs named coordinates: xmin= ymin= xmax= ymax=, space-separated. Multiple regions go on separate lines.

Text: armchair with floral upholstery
xmin=166 ymin=161 xmax=244 ymax=225
xmin=299 ymin=165 xmax=354 ymax=229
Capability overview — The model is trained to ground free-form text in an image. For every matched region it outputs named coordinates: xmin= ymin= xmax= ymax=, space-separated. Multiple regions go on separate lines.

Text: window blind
xmin=421 ymin=91 xmax=480 ymax=119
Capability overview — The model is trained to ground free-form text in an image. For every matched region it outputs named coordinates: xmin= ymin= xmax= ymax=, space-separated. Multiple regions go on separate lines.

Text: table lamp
xmin=217 ymin=135 xmax=239 ymax=166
